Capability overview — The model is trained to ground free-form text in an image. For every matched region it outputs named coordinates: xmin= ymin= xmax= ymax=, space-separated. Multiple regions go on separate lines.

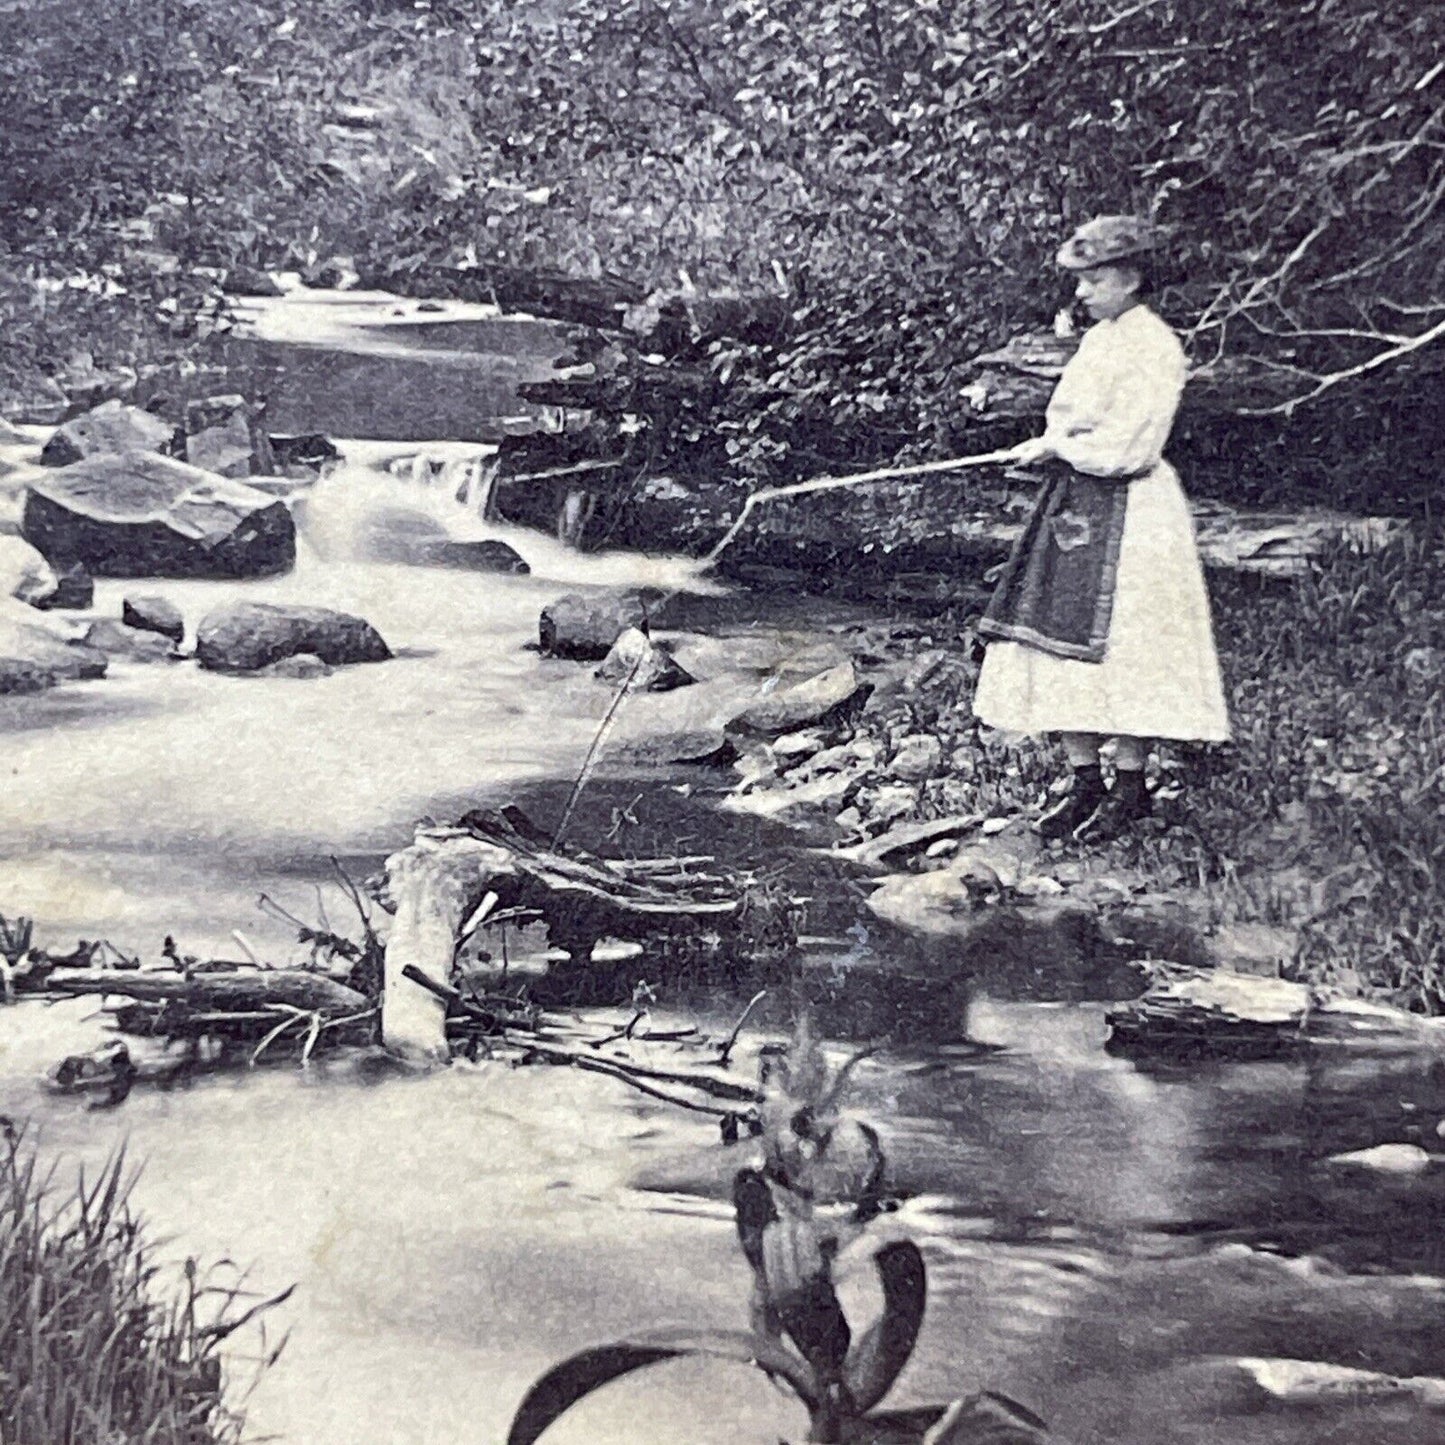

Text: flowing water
xmin=0 ymin=292 xmax=1441 ymax=1445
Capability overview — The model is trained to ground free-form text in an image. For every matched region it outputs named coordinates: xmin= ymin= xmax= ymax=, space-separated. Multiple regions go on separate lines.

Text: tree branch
xmin=1238 ymin=316 xmax=1445 ymax=416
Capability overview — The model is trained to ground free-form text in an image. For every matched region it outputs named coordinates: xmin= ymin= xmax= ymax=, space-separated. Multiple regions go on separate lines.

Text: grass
xmin=862 ymin=531 xmax=1445 ymax=1010
xmin=0 ymin=1125 xmax=286 ymax=1445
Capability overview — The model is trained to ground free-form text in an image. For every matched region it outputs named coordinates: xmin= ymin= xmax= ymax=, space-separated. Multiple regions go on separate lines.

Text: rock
xmin=868 ymin=858 xmax=1103 ymax=977
xmin=1327 ymin=1143 xmax=1434 ymax=1175
xmin=539 ymin=590 xmax=654 ymax=661
xmin=364 ymin=512 xmax=530 ymax=574
xmin=184 ymin=394 xmax=274 ymax=478
xmin=889 ymin=733 xmax=943 ymax=782
xmin=726 ymin=660 xmax=873 ymax=739
xmin=1071 ymin=875 xmax=1134 ymax=908
xmin=269 ymin=433 xmax=341 ymax=477
xmin=610 ymin=727 xmax=735 ymax=769
xmin=1015 ymin=874 xmax=1066 ymax=899
xmin=0 ymin=536 xmax=58 ymax=607
xmin=723 ymin=763 xmax=867 ymax=825
xmin=221 ymin=266 xmax=285 ymax=297
xmin=0 ymin=375 xmax=69 ymax=425
xmin=259 ymin=653 xmax=333 ymax=680
xmin=772 ymin=728 xmax=828 ymax=763
xmin=33 ymin=562 xmax=93 ymax=611
xmin=788 ymin=737 xmax=879 ymax=789
xmin=427 ymin=539 xmax=530 ymax=574
xmin=196 ymin=602 xmax=390 ymax=673
xmin=866 ymin=829 xmax=1048 ymax=933
xmin=302 ymin=255 xmax=359 ymax=290
xmin=81 ymin=619 xmax=179 ymax=663
xmin=860 ymin=782 xmax=920 ymax=827
xmin=901 ymin=648 xmax=951 ymax=692
xmin=594 ymin=627 xmax=694 ymax=693
xmin=0 ymin=603 xmax=108 ymax=693
xmin=122 ymin=595 xmax=185 ymax=644
xmin=23 ymin=453 xmax=296 ymax=578
xmin=39 ymin=400 xmax=180 ymax=468
xmin=1404 ymin=646 xmax=1440 ymax=684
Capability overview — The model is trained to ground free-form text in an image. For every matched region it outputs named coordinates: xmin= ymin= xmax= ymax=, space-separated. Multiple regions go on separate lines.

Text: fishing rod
xmin=550 ymin=445 xmax=1019 ymax=847
xmin=698 ymin=446 xmax=1019 ymax=570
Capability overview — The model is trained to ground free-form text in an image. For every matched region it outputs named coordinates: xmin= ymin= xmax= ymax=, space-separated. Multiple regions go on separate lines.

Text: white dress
xmin=973 ymin=306 xmax=1230 ymax=742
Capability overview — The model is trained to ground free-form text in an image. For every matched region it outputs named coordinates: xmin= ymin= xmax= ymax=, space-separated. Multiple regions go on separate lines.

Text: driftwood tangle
xmin=457 ymin=805 xmax=743 ymax=924
xmin=380 ymin=805 xmax=763 ymax=1063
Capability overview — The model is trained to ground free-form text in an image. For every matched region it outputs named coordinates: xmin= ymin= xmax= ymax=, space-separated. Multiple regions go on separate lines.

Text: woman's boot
xmin=1073 ymin=769 xmax=1151 ymax=843
xmin=1037 ymin=764 xmax=1106 ymax=841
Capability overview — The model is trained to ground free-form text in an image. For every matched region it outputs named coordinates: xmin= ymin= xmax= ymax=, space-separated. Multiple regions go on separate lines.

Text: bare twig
xmin=718 ymin=989 xmax=768 ymax=1068
xmin=1238 ymin=314 xmax=1445 ymax=416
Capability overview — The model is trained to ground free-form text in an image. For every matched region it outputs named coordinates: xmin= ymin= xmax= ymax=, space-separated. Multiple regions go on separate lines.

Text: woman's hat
xmin=1056 ymin=215 xmax=1159 ymax=271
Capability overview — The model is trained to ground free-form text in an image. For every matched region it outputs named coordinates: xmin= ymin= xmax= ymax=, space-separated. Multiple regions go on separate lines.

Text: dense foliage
xmin=2 ymin=0 xmax=1440 ymax=497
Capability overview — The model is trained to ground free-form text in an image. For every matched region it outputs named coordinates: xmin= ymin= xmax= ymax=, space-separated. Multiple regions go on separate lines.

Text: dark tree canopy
xmin=1 ymin=0 xmax=1440 ymax=490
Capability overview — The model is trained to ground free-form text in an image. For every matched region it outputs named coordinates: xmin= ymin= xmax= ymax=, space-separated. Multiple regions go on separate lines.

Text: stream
xmin=0 ymin=288 xmax=1442 ymax=1445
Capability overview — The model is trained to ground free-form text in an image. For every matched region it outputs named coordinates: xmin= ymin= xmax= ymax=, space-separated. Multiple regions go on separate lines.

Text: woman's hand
xmin=1009 ymin=436 xmax=1054 ymax=465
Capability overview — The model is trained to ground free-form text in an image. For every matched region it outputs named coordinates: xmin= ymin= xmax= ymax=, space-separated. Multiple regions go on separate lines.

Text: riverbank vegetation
xmin=4 ymin=1 xmax=1441 ymax=502
xmin=0 ymin=1130 xmax=284 ymax=1443
xmin=833 ymin=534 xmax=1445 ymax=1010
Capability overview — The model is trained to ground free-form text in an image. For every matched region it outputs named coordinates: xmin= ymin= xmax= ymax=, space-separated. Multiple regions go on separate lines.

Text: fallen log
xmin=45 ymin=967 xmax=368 ymax=1017
xmin=1106 ymin=965 xmax=1445 ymax=1059
xmin=958 ymin=332 xmax=1312 ymax=420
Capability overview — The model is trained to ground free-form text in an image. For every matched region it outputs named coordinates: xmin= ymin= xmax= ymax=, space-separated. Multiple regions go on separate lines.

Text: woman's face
xmin=1073 ymin=264 xmax=1141 ymax=321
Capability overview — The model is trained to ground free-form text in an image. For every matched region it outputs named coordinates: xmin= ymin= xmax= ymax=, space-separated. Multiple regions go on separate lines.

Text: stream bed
xmin=0 ymin=291 xmax=1441 ymax=1444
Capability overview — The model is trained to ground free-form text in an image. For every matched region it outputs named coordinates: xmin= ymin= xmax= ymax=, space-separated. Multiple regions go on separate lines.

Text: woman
xmin=972 ymin=215 xmax=1229 ymax=843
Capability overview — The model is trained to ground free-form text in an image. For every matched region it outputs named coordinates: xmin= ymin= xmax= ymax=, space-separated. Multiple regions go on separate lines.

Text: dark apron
xmin=976 ymin=461 xmax=1133 ymax=663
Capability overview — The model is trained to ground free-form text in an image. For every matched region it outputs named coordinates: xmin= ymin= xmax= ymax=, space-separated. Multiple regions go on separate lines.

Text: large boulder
xmin=0 ymin=536 xmax=58 ymax=607
xmin=122 ymin=595 xmax=185 ymax=644
xmin=184 ymin=394 xmax=274 ymax=478
xmin=22 ymin=453 xmax=296 ymax=578
xmin=725 ymin=660 xmax=873 ymax=739
xmin=594 ymin=627 xmax=694 ymax=692
xmin=196 ymin=602 xmax=390 ymax=673
xmin=539 ymin=590 xmax=654 ymax=661
xmin=0 ymin=604 xmax=108 ymax=694
xmin=39 ymin=400 xmax=180 ymax=468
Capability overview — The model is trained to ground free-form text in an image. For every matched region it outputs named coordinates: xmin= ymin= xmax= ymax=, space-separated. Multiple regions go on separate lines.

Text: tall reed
xmin=0 ymin=1125 xmax=287 ymax=1445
